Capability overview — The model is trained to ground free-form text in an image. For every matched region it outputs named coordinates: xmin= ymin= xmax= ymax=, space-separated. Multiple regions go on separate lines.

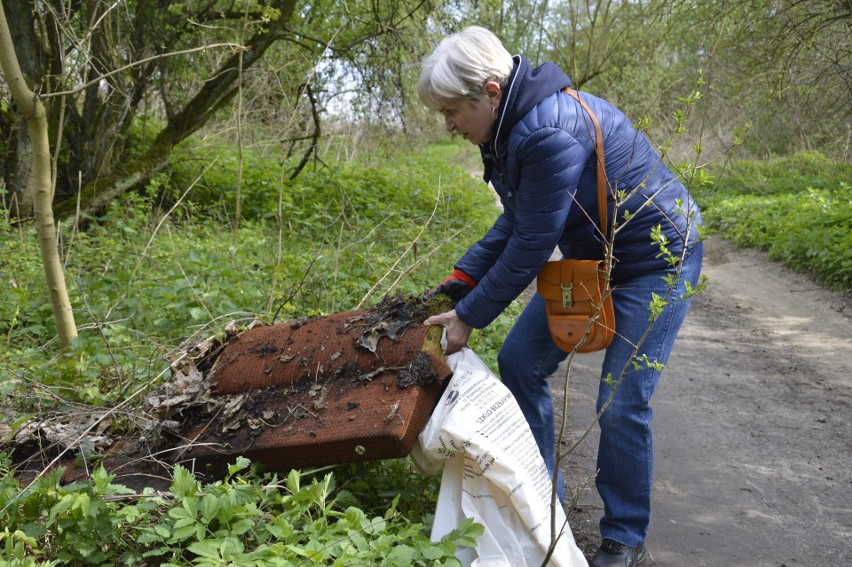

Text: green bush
xmin=698 ymin=152 xmax=852 ymax=288
xmin=0 ymin=455 xmax=480 ymax=565
xmin=705 ymin=150 xmax=844 ymax=196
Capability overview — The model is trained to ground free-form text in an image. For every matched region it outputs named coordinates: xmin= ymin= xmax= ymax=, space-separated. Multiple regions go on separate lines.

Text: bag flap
xmin=537 ymin=260 xmax=606 ymax=301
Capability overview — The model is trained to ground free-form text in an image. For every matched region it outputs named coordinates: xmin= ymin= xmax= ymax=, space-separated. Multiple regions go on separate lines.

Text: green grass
xmin=1 ymin=140 xmax=498 ymax=363
xmin=697 ymin=151 xmax=851 ymax=288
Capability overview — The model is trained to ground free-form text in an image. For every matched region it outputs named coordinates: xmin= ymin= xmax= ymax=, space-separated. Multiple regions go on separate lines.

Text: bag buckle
xmin=561 ymin=282 xmax=573 ymax=308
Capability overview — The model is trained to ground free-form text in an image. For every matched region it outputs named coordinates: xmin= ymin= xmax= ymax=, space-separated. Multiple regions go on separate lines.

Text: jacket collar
xmin=479 ymin=56 xmax=571 ymax=183
xmin=484 ymin=55 xmax=573 ymax=153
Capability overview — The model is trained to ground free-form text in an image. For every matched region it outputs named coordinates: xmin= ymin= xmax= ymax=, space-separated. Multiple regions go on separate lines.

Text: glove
xmin=424 ymin=269 xmax=476 ymax=305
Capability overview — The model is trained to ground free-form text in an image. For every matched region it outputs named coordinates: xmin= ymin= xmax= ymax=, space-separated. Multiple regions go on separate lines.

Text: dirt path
xmin=556 ymin=237 xmax=852 ymax=565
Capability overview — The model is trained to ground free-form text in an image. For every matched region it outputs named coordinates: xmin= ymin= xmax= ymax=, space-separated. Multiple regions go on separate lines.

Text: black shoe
xmin=590 ymin=538 xmax=648 ymax=567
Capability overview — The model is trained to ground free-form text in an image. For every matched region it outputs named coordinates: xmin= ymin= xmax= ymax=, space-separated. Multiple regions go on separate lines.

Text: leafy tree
xmin=0 ymin=0 xmax=444 ymax=222
xmin=0 ymin=0 xmax=295 ymax=219
xmin=720 ymin=0 xmax=851 ymax=157
xmin=437 ymin=0 xmax=849 ymax=160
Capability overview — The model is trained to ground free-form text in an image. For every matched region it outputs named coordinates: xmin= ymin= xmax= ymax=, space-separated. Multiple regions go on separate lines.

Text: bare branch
xmin=42 ymin=42 xmax=246 ymax=99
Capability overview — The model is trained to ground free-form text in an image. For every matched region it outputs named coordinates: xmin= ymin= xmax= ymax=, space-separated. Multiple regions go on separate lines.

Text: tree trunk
xmin=0 ymin=1 xmax=77 ymax=347
xmin=7 ymin=121 xmax=34 ymax=217
xmin=1 ymin=0 xmax=42 ymax=217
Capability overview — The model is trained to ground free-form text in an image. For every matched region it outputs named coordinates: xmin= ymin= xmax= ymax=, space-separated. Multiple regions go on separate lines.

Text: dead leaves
xmin=355 ymin=317 xmax=409 ymax=354
xmin=309 ymin=383 xmax=328 ymax=411
xmin=145 ymin=319 xmax=262 ymax=436
xmin=11 ymin=413 xmax=114 ymax=458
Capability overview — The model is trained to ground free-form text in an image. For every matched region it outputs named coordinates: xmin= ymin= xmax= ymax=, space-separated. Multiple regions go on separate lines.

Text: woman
xmin=419 ymin=26 xmax=703 ymax=567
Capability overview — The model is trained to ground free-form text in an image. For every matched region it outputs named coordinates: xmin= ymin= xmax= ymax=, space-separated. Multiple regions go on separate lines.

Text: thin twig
xmin=42 ymin=43 xmax=246 ymax=99
xmin=272 ymin=258 xmax=318 ymax=323
xmin=354 ymin=181 xmax=443 ymax=309
xmin=127 ymin=159 xmax=219 ymax=287
xmin=76 ymin=284 xmax=125 ymax=395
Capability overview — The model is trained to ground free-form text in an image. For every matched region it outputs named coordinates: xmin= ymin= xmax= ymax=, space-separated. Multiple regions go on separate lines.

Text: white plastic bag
xmin=411 ymin=347 xmax=588 ymax=567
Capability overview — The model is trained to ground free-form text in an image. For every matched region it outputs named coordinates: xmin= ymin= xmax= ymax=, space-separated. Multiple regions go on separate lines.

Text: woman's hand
xmin=424 ymin=309 xmax=473 ymax=355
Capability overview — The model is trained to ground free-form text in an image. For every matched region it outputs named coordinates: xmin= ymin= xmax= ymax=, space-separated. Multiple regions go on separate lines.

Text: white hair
xmin=418 ymin=26 xmax=514 ymax=110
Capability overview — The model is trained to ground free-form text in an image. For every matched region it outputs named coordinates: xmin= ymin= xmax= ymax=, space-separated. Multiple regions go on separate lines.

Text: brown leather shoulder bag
xmin=536 ymin=88 xmax=615 ymax=353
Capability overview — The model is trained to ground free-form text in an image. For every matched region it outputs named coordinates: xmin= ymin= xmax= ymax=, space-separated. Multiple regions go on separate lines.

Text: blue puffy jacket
xmin=453 ymin=55 xmax=703 ymax=329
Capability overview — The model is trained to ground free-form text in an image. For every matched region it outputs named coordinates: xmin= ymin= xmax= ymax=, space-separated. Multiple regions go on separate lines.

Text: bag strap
xmin=562 ymin=87 xmax=608 ymax=246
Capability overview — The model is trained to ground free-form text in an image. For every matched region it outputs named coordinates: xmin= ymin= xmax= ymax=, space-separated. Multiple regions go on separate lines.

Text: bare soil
xmin=555 ymin=237 xmax=852 ymax=565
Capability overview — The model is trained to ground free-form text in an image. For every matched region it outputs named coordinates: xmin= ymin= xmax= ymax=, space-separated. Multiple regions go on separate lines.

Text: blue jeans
xmin=497 ymin=243 xmax=703 ymax=547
